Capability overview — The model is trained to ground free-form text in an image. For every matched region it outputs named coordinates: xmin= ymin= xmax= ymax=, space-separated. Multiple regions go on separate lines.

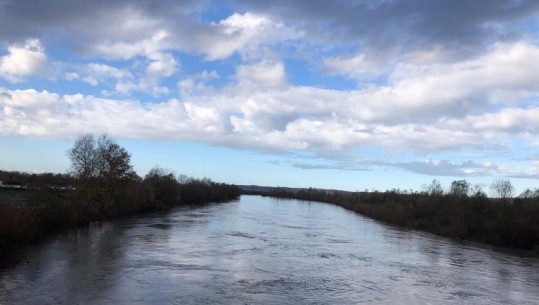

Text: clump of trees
xmin=260 ymin=178 xmax=539 ymax=253
xmin=0 ymin=134 xmax=240 ymax=268
xmin=143 ymin=167 xmax=240 ymax=209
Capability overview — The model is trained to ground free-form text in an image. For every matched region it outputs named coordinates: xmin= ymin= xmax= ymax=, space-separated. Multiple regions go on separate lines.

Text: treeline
xmin=0 ymin=134 xmax=240 ymax=268
xmin=0 ymin=170 xmax=73 ymax=188
xmin=262 ymin=181 xmax=539 ymax=253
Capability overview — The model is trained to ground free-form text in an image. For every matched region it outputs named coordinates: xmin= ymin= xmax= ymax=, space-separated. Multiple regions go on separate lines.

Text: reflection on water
xmin=1 ymin=196 xmax=538 ymax=304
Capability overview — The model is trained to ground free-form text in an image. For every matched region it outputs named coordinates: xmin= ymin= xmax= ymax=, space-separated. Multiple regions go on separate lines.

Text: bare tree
xmin=96 ymin=134 xmax=135 ymax=182
xmin=68 ymin=133 xmax=99 ymax=182
xmin=490 ymin=178 xmax=514 ymax=201
xmin=69 ymin=134 xmax=134 ymax=181
xmin=68 ymin=134 xmax=136 ymax=214
xmin=519 ymin=188 xmax=539 ymax=199
xmin=426 ymin=179 xmax=444 ymax=196
xmin=470 ymin=184 xmax=487 ymax=198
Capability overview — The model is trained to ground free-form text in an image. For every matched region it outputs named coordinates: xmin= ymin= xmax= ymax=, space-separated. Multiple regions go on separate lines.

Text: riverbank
xmin=0 ymin=177 xmax=240 ymax=269
xmin=256 ymin=188 xmax=539 ymax=253
xmin=2 ymin=195 xmax=538 ymax=305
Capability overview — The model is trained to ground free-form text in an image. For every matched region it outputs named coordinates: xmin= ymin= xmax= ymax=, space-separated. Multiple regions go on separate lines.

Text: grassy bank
xmin=260 ymin=188 xmax=539 ymax=253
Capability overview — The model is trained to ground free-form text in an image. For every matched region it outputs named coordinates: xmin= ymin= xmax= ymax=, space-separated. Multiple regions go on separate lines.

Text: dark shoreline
xmin=0 ymin=182 xmax=240 ymax=269
xmin=250 ymin=188 xmax=539 ymax=254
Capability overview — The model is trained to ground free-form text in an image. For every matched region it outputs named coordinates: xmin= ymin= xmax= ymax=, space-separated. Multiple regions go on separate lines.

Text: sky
xmin=1 ymin=0 xmax=539 ymax=194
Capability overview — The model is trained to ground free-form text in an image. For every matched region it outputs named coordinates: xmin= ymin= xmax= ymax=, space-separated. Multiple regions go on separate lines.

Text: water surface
xmin=1 ymin=195 xmax=538 ymax=304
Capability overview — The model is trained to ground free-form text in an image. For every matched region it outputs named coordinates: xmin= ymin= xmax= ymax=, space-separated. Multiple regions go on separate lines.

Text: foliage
xmin=0 ymin=135 xmax=240 ymax=268
xmin=259 ymin=179 xmax=539 ymax=253
xmin=144 ymin=167 xmax=181 ymax=207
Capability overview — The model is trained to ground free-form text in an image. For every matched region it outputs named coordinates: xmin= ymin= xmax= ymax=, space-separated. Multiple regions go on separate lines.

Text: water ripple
xmin=1 ymin=195 xmax=538 ymax=305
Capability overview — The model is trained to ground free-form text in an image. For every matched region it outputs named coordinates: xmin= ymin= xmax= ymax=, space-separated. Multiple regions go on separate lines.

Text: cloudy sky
xmin=1 ymin=0 xmax=539 ymax=193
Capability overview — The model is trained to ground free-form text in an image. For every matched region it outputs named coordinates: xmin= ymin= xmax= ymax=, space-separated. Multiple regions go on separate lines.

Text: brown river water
xmin=1 ymin=195 xmax=538 ymax=304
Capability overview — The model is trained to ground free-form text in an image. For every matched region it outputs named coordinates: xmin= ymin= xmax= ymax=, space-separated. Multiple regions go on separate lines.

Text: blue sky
xmin=1 ymin=0 xmax=539 ymax=194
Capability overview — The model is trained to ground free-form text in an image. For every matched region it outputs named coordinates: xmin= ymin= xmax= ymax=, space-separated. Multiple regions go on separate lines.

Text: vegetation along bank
xmin=0 ymin=134 xmax=240 ymax=268
xmin=256 ymin=181 xmax=539 ymax=253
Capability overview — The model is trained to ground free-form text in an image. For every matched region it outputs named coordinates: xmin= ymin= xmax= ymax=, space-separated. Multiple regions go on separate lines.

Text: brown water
xmin=1 ymin=195 xmax=538 ymax=304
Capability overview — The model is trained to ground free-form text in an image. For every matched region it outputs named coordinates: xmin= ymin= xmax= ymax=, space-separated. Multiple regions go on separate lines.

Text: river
xmin=1 ymin=195 xmax=538 ymax=304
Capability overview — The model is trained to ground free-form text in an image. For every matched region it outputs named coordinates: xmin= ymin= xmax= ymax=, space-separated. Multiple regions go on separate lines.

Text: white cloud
xmin=0 ymin=39 xmax=47 ymax=82
xmin=88 ymin=11 xmax=298 ymax=63
xmin=86 ymin=63 xmax=131 ymax=80
xmin=65 ymin=72 xmax=80 ymax=81
xmin=178 ymin=70 xmax=219 ymax=95
xmin=63 ymin=52 xmax=177 ymax=96
xmin=145 ymin=52 xmax=178 ymax=78
xmin=64 ymin=62 xmax=133 ymax=89
xmin=354 ymin=42 xmax=539 ymax=123
xmin=1 ymin=72 xmax=539 ymax=177
xmin=1 ymin=31 xmax=539 ymax=179
xmin=92 ymin=30 xmax=169 ymax=60
xmin=88 ymin=30 xmax=179 ymax=96
xmin=236 ymin=60 xmax=287 ymax=87
xmin=322 ymin=53 xmax=388 ymax=80
xmin=390 ymin=160 xmax=501 ymax=177
xmin=324 ymin=43 xmax=539 ymax=118
xmin=81 ymin=76 xmax=99 ymax=86
xmin=111 ymin=52 xmax=177 ymax=97
xmin=114 ymin=80 xmax=170 ymax=96
xmin=0 ymin=80 xmax=535 ymax=155
xmin=466 ymin=107 xmax=539 ymax=134
xmin=0 ymin=88 xmax=186 ymax=138
xmin=205 ymin=12 xmax=298 ymax=60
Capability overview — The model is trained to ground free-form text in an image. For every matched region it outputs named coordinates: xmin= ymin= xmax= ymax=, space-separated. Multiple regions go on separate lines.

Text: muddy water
xmin=1 ymin=195 xmax=538 ymax=304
